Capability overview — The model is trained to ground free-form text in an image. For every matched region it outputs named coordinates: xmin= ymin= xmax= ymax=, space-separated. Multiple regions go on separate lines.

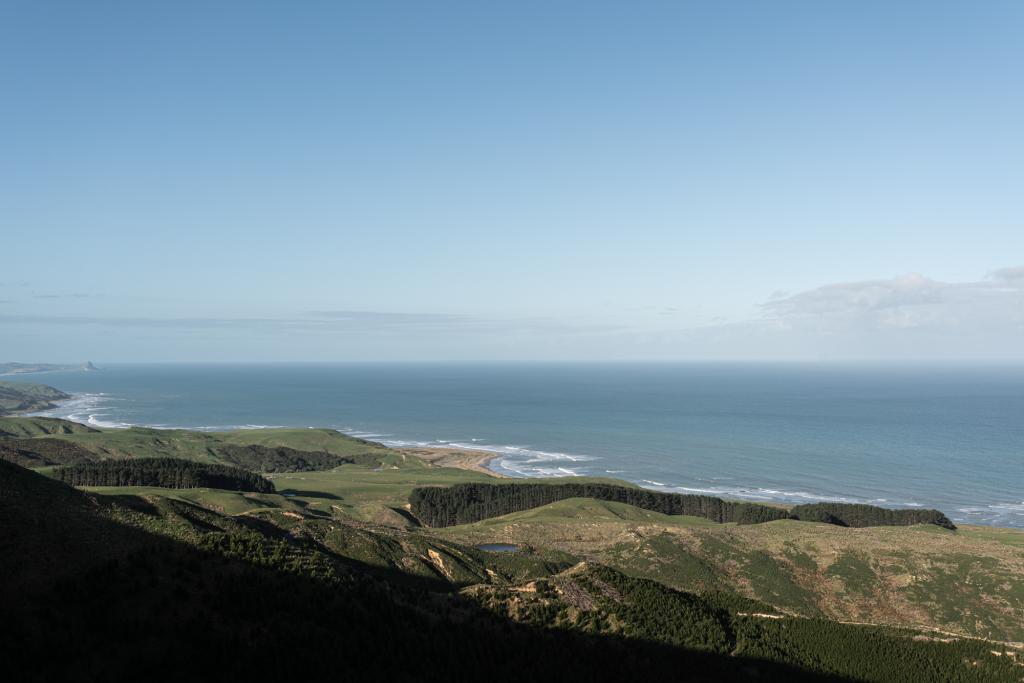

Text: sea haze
xmin=27 ymin=362 xmax=1024 ymax=528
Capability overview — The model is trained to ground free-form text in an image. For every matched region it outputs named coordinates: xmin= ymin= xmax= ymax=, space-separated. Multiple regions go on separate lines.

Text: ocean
xmin=24 ymin=362 xmax=1024 ymax=528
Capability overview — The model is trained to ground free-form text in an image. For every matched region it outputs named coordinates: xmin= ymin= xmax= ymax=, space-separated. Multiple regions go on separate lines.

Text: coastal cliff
xmin=0 ymin=381 xmax=70 ymax=416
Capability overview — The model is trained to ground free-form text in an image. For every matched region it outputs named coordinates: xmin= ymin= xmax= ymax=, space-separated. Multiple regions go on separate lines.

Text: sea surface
xmin=23 ymin=362 xmax=1024 ymax=528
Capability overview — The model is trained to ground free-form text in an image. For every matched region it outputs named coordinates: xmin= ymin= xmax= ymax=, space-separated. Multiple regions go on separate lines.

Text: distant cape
xmin=0 ymin=362 xmax=98 ymax=376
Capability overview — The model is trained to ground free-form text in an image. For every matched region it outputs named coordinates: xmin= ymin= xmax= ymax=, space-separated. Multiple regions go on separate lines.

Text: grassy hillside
xmin=263 ymin=468 xmax=632 ymax=524
xmin=0 ymin=416 xmax=98 ymax=437
xmin=5 ymin=417 xmax=1024 ymax=670
xmin=89 ymin=467 xmax=623 ymax=524
xmin=1 ymin=418 xmax=399 ymax=471
xmin=0 ymin=460 xmax=804 ymax=680
xmin=88 ymin=457 xmax=1024 ymax=644
xmin=218 ymin=427 xmax=396 ymax=462
xmin=2 ymin=460 xmax=1019 ymax=682
xmin=468 ymin=562 xmax=1021 ymax=682
xmin=0 ymin=437 xmax=98 ymax=466
xmin=437 ymin=497 xmax=1024 ymax=643
xmin=0 ymin=382 xmax=69 ymax=416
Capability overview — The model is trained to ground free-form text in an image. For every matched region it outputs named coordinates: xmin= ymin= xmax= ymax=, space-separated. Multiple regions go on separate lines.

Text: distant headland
xmin=0 ymin=381 xmax=70 ymax=416
xmin=0 ymin=361 xmax=98 ymax=376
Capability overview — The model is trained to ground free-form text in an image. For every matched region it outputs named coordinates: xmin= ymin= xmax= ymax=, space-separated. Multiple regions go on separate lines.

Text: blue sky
xmin=2 ymin=1 xmax=1022 ymax=361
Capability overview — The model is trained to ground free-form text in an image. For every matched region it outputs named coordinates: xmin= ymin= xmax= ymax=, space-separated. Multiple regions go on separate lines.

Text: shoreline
xmin=397 ymin=446 xmax=507 ymax=478
xmin=24 ymin=392 xmax=1024 ymax=530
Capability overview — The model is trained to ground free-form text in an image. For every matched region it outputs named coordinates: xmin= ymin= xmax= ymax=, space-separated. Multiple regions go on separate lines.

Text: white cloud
xmin=613 ymin=266 xmax=1024 ymax=361
xmin=758 ymin=269 xmax=1024 ymax=335
xmin=991 ymin=265 xmax=1024 ymax=283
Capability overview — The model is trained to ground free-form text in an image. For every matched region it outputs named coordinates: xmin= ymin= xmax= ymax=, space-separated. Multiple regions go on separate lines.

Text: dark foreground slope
xmin=1 ymin=461 xmax=1018 ymax=683
xmin=0 ymin=460 xmax=830 ymax=683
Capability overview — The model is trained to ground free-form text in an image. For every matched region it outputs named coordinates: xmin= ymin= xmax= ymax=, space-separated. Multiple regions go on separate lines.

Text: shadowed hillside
xmin=0 ymin=460 xmax=850 ymax=682
xmin=1 ymin=460 xmax=1019 ymax=682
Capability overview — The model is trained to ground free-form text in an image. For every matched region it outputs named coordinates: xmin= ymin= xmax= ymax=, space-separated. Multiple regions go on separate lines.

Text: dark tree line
xmin=789 ymin=503 xmax=955 ymax=529
xmin=409 ymin=483 xmax=790 ymax=527
xmin=409 ymin=483 xmax=955 ymax=530
xmin=213 ymin=444 xmax=354 ymax=473
xmin=52 ymin=457 xmax=274 ymax=492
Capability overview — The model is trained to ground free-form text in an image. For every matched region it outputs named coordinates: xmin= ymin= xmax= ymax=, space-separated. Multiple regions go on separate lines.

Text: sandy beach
xmin=398 ymin=446 xmax=506 ymax=477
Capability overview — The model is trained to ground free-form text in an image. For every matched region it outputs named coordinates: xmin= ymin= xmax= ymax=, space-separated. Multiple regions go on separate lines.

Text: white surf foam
xmin=340 ymin=429 xmax=599 ymax=478
xmin=24 ymin=396 xmax=1012 ymax=526
xmin=27 ymin=393 xmax=138 ymax=429
xmin=188 ymin=424 xmax=287 ymax=431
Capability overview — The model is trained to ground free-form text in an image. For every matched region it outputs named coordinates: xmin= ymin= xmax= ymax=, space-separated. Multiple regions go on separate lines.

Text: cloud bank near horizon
xmin=1 ymin=266 xmax=1022 ymax=362
xmin=653 ymin=267 xmax=1024 ymax=361
xmin=759 ymin=268 xmax=1024 ymax=334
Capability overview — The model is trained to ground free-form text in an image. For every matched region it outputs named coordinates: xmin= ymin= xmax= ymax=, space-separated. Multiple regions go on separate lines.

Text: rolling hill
xmin=0 ymin=381 xmax=70 ymax=416
xmin=2 ymin=415 xmax=1023 ymax=680
xmin=2 ymin=459 xmax=1020 ymax=682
